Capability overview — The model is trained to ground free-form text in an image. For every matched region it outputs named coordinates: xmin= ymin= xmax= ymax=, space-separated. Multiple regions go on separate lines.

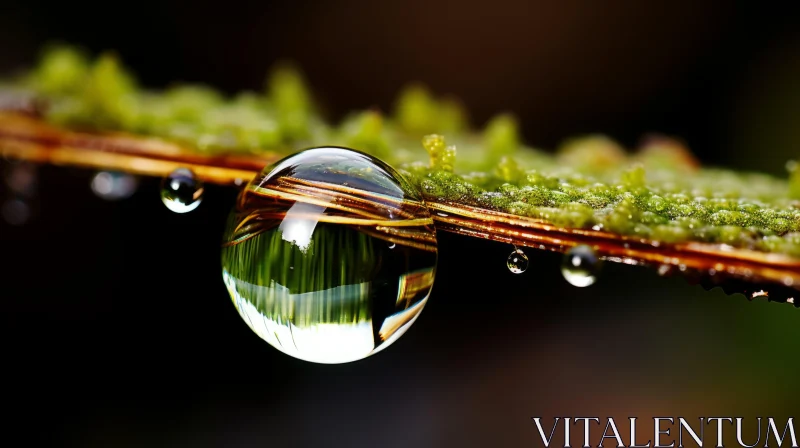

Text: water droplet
xmin=161 ymin=168 xmax=203 ymax=213
xmin=221 ymin=147 xmax=437 ymax=364
xmin=561 ymin=245 xmax=602 ymax=287
xmin=91 ymin=171 xmax=138 ymax=201
xmin=507 ymin=248 xmax=528 ymax=274
xmin=2 ymin=198 xmax=30 ymax=226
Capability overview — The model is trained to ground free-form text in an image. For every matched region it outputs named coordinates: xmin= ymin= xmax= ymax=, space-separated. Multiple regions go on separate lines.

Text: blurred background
xmin=1 ymin=1 xmax=799 ymax=446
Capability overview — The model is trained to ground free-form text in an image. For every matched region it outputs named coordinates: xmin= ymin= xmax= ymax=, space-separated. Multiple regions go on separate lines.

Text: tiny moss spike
xmin=164 ymin=85 xmax=224 ymax=122
xmin=25 ymin=44 xmax=90 ymax=96
xmin=394 ymin=84 xmax=468 ymax=136
xmin=395 ymin=83 xmax=438 ymax=135
xmin=483 ymin=113 xmax=520 ymax=164
xmin=266 ymin=62 xmax=312 ymax=140
xmin=635 ymin=135 xmax=699 ymax=172
xmin=341 ymin=110 xmax=390 ymax=159
xmin=437 ymin=97 xmax=468 ymax=133
xmin=47 ymin=52 xmax=138 ymax=128
xmin=422 ymin=134 xmax=456 ymax=172
xmin=557 ymin=135 xmax=626 ymax=172
xmin=85 ymin=53 xmax=136 ymax=103
xmin=496 ymin=156 xmax=523 ymax=183
xmin=788 ymin=160 xmax=800 ymax=199
xmin=621 ymin=164 xmax=646 ymax=189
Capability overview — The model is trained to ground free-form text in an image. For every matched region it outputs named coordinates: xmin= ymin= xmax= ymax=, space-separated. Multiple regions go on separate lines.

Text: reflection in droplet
xmin=221 ymin=147 xmax=438 ymax=364
xmin=562 ymin=245 xmax=602 ymax=287
xmin=507 ymin=248 xmax=528 ymax=274
xmin=161 ymin=168 xmax=204 ymax=213
xmin=90 ymin=171 xmax=138 ymax=201
xmin=2 ymin=198 xmax=30 ymax=226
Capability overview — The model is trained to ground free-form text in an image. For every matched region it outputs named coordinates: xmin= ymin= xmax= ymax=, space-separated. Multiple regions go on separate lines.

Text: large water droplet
xmin=507 ymin=248 xmax=528 ymax=274
xmin=161 ymin=168 xmax=203 ymax=213
xmin=221 ymin=147 xmax=438 ymax=364
xmin=91 ymin=171 xmax=138 ymax=201
xmin=562 ymin=245 xmax=602 ymax=287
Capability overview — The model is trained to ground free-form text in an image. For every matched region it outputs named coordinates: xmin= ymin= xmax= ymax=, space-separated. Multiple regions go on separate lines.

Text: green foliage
xmin=483 ymin=113 xmax=520 ymax=162
xmin=267 ymin=62 xmax=312 ymax=140
xmin=339 ymin=111 xmax=390 ymax=159
xmin=788 ymin=160 xmax=800 ymax=199
xmin=24 ymin=44 xmax=90 ymax=95
xmin=7 ymin=44 xmax=800 ymax=257
xmin=395 ymin=83 xmax=468 ymax=135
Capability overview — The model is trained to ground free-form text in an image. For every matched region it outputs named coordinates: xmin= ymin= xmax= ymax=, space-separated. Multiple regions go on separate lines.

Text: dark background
xmin=1 ymin=1 xmax=800 ymax=447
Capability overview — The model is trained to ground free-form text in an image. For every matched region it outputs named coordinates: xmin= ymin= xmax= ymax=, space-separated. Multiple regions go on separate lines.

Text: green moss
xmin=422 ymin=134 xmax=456 ymax=172
xmin=267 ymin=62 xmax=312 ymax=140
xmin=23 ymin=44 xmax=90 ymax=96
xmin=621 ymin=164 xmax=646 ymax=188
xmin=483 ymin=113 xmax=520 ymax=163
xmin=789 ymin=160 xmax=800 ymax=199
xmin=394 ymin=84 xmax=467 ymax=136
xmin=339 ymin=111 xmax=390 ymax=159
xmin=5 ymin=44 xmax=800 ymax=257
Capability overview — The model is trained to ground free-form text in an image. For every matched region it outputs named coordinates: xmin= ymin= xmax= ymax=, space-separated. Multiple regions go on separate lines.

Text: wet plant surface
xmin=2 ymin=170 xmax=800 ymax=446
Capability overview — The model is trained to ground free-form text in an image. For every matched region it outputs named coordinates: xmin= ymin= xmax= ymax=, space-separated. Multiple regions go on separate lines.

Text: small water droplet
xmin=387 ymin=242 xmax=396 ymax=249
xmin=788 ymin=297 xmax=795 ymax=305
xmin=561 ymin=245 xmax=602 ymax=287
xmin=91 ymin=171 xmax=138 ymax=201
xmin=507 ymin=248 xmax=528 ymax=274
xmin=161 ymin=168 xmax=203 ymax=213
xmin=658 ymin=264 xmax=672 ymax=276
xmin=2 ymin=198 xmax=30 ymax=226
xmin=751 ymin=290 xmax=768 ymax=300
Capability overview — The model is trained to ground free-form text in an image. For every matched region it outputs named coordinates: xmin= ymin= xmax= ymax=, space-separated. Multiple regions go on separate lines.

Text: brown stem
xmin=1 ymin=111 xmax=798 ymax=300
